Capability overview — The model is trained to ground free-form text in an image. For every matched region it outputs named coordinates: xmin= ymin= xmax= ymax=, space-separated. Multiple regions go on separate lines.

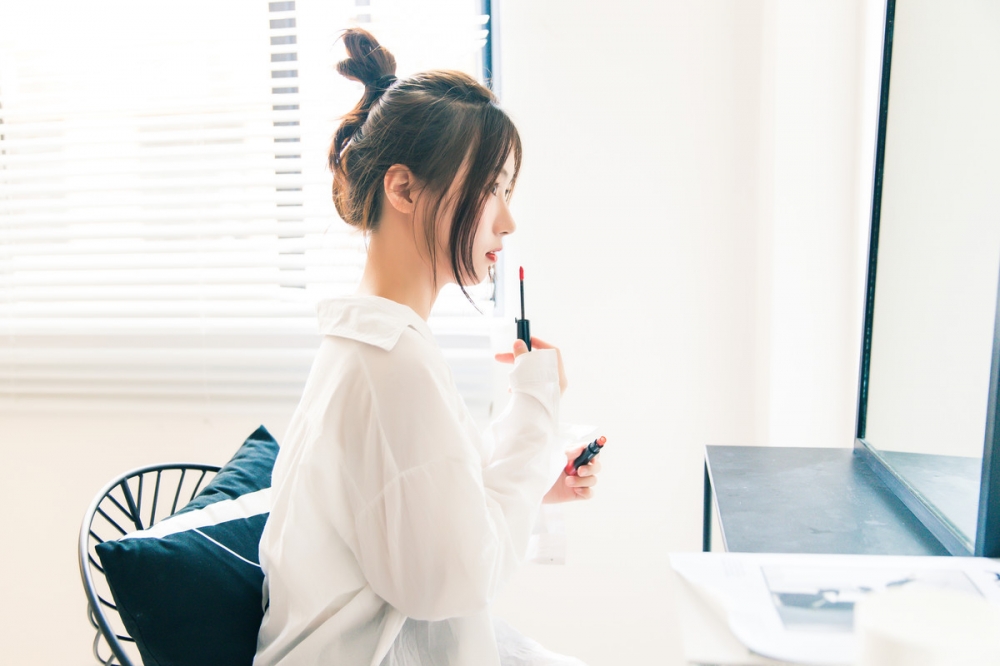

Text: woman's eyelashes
xmin=490 ymin=183 xmax=511 ymax=198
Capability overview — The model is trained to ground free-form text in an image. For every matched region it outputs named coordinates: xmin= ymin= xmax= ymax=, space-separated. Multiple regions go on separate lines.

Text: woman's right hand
xmin=494 ymin=336 xmax=568 ymax=395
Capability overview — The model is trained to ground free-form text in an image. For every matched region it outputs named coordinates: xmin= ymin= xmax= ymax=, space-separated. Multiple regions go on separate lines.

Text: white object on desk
xmin=855 ymin=585 xmax=1000 ymax=665
xmin=669 ymin=553 xmax=1000 ymax=666
xmin=672 ymin=569 xmax=793 ymax=665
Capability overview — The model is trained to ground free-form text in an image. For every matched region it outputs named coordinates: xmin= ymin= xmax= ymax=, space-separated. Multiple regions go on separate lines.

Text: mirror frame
xmin=854 ymin=0 xmax=1000 ymax=558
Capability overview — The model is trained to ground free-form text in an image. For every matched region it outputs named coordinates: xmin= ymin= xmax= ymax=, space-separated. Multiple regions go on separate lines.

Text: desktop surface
xmin=705 ymin=446 xmax=948 ymax=556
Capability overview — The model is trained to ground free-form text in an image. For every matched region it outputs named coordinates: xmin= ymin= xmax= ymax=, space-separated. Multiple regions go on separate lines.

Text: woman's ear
xmin=383 ymin=164 xmax=417 ymax=214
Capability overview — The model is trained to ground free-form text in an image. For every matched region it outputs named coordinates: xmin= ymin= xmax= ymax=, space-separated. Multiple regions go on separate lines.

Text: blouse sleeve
xmin=346 ymin=342 xmax=564 ymax=622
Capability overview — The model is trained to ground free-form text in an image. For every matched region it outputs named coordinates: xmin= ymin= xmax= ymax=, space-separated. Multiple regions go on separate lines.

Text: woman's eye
xmin=490 ymin=183 xmax=499 ymax=195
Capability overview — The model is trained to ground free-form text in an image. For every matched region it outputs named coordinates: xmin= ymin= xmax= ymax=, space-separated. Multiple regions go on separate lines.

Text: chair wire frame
xmin=78 ymin=463 xmax=221 ymax=666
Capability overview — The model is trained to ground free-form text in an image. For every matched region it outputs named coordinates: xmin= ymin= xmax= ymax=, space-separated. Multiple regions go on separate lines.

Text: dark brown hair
xmin=330 ymin=28 xmax=522 ymax=291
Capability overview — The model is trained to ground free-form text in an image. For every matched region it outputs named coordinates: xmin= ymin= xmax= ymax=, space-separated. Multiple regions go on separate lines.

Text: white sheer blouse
xmin=253 ymin=296 xmax=585 ymax=666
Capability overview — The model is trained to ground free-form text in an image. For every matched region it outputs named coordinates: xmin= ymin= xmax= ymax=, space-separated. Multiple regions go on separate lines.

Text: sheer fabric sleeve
xmin=346 ymin=344 xmax=563 ymax=622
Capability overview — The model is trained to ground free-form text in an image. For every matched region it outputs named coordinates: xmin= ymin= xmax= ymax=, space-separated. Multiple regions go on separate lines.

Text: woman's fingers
xmin=567 ymin=454 xmax=600 ymax=499
xmin=494 ymin=337 xmax=567 ymax=395
xmin=495 ymin=336 xmax=556 ymax=360
xmin=565 ymin=471 xmax=598 ymax=488
xmin=494 ymin=339 xmax=529 ymax=365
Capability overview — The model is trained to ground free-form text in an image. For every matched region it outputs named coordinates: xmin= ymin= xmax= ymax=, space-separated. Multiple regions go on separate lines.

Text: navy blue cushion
xmin=96 ymin=425 xmax=278 ymax=666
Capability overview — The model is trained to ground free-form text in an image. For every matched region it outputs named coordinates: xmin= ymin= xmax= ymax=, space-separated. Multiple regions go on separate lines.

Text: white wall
xmin=491 ymin=2 xmax=764 ymax=661
xmin=0 ymin=1 xmax=879 ymax=664
xmin=755 ymin=0 xmax=871 ymax=451
xmin=490 ymin=1 xmax=874 ymax=663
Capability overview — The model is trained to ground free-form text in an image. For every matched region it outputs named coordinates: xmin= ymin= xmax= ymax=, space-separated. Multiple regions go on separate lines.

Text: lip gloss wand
xmin=516 ymin=266 xmax=531 ymax=351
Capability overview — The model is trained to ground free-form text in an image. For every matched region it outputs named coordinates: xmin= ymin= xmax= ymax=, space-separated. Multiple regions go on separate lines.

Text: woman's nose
xmin=497 ymin=203 xmax=516 ymax=236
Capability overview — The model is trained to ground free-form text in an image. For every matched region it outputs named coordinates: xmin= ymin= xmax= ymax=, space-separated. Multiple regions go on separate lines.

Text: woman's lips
xmin=486 ymin=251 xmax=498 ymax=262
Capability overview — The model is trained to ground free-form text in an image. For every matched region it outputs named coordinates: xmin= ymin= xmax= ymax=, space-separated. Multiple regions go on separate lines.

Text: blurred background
xmin=0 ymin=0 xmax=886 ymax=663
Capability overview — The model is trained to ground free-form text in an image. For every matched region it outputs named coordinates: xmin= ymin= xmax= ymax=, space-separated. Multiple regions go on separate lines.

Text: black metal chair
xmin=78 ymin=463 xmax=221 ymax=666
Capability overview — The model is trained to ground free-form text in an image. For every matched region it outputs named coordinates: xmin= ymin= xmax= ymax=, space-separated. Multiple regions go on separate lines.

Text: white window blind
xmin=0 ymin=0 xmax=497 ymax=417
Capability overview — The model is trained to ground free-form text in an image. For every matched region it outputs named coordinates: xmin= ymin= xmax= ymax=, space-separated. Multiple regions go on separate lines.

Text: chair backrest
xmin=78 ymin=463 xmax=221 ymax=666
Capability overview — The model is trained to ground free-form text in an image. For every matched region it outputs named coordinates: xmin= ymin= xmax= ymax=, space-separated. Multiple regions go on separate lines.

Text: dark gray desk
xmin=703 ymin=446 xmax=948 ymax=555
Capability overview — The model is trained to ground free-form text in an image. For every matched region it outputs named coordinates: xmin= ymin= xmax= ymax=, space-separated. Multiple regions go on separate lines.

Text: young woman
xmin=253 ymin=28 xmax=601 ymax=666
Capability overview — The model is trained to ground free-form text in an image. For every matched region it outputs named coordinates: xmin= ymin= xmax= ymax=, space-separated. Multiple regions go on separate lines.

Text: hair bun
xmin=337 ymin=28 xmax=397 ymax=88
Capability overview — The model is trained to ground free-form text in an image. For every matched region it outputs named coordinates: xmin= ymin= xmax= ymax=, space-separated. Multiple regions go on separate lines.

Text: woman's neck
xmin=356 ymin=226 xmax=442 ymax=321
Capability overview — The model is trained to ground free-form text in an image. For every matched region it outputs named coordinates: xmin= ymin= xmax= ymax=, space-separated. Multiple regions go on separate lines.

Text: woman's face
xmin=431 ymin=151 xmax=517 ymax=287
xmin=470 ymin=152 xmax=517 ymax=285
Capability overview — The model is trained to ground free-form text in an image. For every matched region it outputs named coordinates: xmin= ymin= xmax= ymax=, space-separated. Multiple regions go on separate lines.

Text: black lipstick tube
xmin=565 ymin=436 xmax=606 ymax=476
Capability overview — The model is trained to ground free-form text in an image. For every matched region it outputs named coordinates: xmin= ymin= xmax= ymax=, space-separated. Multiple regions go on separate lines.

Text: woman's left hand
xmin=542 ymin=446 xmax=601 ymax=503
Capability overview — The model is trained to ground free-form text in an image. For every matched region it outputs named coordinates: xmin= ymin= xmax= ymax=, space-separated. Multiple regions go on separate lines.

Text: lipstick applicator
xmin=515 ymin=266 xmax=531 ymax=351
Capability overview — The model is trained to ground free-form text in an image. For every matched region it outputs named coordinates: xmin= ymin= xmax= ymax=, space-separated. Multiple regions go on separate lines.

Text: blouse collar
xmin=316 ymin=296 xmax=434 ymax=351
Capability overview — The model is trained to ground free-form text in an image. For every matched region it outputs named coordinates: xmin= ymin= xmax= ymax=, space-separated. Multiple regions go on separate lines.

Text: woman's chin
xmin=459 ymin=268 xmax=488 ymax=288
